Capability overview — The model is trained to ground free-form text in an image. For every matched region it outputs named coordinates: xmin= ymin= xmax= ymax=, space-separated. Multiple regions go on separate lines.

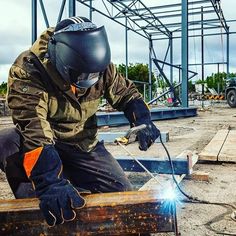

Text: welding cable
xmin=159 ymin=135 xmax=236 ymax=211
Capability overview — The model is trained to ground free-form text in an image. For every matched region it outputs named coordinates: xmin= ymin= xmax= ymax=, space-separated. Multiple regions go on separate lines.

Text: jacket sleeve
xmin=7 ymin=64 xmax=54 ymax=153
xmin=103 ymin=63 xmax=142 ymax=111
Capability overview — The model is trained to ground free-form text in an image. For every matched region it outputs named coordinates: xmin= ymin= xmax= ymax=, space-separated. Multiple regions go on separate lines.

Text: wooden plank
xmin=0 ymin=191 xmax=176 ymax=236
xmin=98 ymin=131 xmax=169 ymax=143
xmin=199 ymin=129 xmax=229 ymax=161
xmin=116 ymin=156 xmax=190 ymax=175
xmin=185 ymin=171 xmax=210 ymax=182
xmin=139 ymin=150 xmax=198 ymax=191
xmin=218 ymin=130 xmax=236 ymax=162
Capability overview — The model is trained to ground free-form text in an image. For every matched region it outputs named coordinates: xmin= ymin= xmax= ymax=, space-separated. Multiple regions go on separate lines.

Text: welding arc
xmin=159 ymin=135 xmax=236 ymax=211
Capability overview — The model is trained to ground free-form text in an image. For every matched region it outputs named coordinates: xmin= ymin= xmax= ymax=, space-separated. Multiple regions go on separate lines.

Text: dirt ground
xmin=0 ymin=100 xmax=236 ymax=236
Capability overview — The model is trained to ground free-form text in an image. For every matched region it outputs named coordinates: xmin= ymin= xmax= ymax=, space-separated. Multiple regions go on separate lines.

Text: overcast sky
xmin=0 ymin=0 xmax=235 ymax=83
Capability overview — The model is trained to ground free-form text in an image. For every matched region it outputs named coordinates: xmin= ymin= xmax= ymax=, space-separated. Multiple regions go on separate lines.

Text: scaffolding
xmin=31 ymin=0 xmax=233 ymax=108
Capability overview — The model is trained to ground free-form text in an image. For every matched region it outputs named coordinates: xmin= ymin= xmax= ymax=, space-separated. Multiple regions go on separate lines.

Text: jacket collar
xmin=29 ymin=28 xmax=79 ymax=102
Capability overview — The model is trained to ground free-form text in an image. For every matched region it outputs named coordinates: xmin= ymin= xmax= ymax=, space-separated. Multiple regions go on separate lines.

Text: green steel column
xmin=149 ymin=37 xmax=153 ymax=101
xmin=32 ymin=0 xmax=37 ymax=44
xmin=69 ymin=0 xmax=76 ymax=17
xmin=201 ymin=6 xmax=204 ymax=96
xmin=170 ymin=32 xmax=173 ymax=84
xmin=125 ymin=16 xmax=128 ymax=80
xmin=181 ymin=0 xmax=189 ymax=107
xmin=89 ymin=0 xmax=93 ymax=21
xmin=226 ymin=27 xmax=230 ymax=75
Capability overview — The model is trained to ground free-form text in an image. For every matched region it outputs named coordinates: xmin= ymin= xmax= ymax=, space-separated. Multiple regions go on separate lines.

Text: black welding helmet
xmin=48 ymin=16 xmax=111 ymax=88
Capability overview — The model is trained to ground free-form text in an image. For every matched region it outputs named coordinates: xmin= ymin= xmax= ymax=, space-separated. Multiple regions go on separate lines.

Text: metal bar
xmin=136 ymin=25 xmax=225 ymax=35
xmin=96 ymin=107 xmax=197 ymax=126
xmin=115 ymin=156 xmax=190 ymax=175
xmin=31 ymin=0 xmax=37 ymax=44
xmin=131 ymin=9 xmax=215 ymax=21
xmin=188 ymin=62 xmax=227 ymax=66
xmin=0 ymin=191 xmax=177 ymax=235
xmin=110 ymin=0 xmax=170 ymax=36
xmin=69 ymin=0 xmax=76 ymax=17
xmin=109 ymin=1 xmax=160 ymax=38
xmin=153 ymin=58 xmax=198 ymax=75
xmin=76 ymin=0 xmax=149 ymax=39
xmin=57 ymin=0 xmax=67 ymax=23
xmin=148 ymin=37 xmax=153 ymax=100
xmin=125 ymin=15 xmax=128 ymax=79
xmin=170 ymin=33 xmax=173 ymax=84
xmin=153 ymin=31 xmax=236 ymax=40
xmin=98 ymin=131 xmax=169 ymax=143
xmin=181 ymin=0 xmax=189 ymax=107
xmin=201 ymin=6 xmax=205 ymax=96
xmin=144 ymin=18 xmax=221 ymax=30
xmin=89 ymin=0 xmax=93 ymax=21
xmin=38 ymin=0 xmax=49 ymax=28
xmin=127 ymin=5 xmax=213 ymax=18
xmin=146 ymin=62 xmax=197 ymax=105
xmin=153 ymin=59 xmax=181 ymax=105
xmin=210 ymin=0 xmax=229 ymax=32
xmin=129 ymin=0 xmax=210 ymax=11
xmin=226 ymin=28 xmax=230 ymax=75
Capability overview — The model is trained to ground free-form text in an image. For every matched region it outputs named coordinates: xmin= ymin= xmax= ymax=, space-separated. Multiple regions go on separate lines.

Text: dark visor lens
xmin=77 ymin=73 xmax=100 ymax=82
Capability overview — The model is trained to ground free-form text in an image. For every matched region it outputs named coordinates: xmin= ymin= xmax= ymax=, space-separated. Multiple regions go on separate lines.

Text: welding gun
xmin=114 ymin=124 xmax=147 ymax=145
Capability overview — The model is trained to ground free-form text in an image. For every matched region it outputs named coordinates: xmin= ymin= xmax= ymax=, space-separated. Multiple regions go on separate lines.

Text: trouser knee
xmin=0 ymin=127 xmax=21 ymax=171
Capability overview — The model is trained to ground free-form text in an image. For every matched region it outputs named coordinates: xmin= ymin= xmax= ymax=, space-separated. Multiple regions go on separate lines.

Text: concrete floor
xmin=0 ymin=101 xmax=236 ymax=235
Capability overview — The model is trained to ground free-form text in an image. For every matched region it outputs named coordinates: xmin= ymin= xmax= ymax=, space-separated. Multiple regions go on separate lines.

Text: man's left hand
xmin=136 ymin=121 xmax=160 ymax=151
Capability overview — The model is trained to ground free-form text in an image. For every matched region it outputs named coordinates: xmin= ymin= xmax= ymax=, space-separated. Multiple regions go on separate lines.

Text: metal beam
xmin=201 ymin=6 xmax=205 ymax=96
xmin=131 ymin=9 xmax=215 ymax=21
xmin=0 ymin=192 xmax=177 ymax=235
xmin=98 ymin=131 xmax=169 ymax=143
xmin=226 ymin=28 xmax=230 ymax=75
xmin=96 ymin=107 xmax=197 ymax=127
xmin=31 ymin=0 xmax=37 ymax=44
xmin=181 ymin=0 xmax=189 ymax=107
xmin=210 ymin=0 xmax=229 ymax=32
xmin=76 ymin=0 xmax=149 ymax=39
xmin=121 ymin=5 xmax=213 ymax=19
xmin=109 ymin=0 xmax=171 ymax=37
xmin=148 ymin=37 xmax=153 ymax=100
xmin=129 ymin=0 xmax=211 ymax=11
xmin=116 ymin=156 xmax=192 ymax=175
xmin=153 ymin=31 xmax=236 ymax=40
xmin=39 ymin=0 xmax=49 ymax=28
xmin=69 ymin=0 xmax=76 ymax=16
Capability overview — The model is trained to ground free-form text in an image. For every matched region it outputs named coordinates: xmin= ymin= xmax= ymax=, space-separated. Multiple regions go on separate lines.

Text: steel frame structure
xmin=31 ymin=0 xmax=232 ymax=107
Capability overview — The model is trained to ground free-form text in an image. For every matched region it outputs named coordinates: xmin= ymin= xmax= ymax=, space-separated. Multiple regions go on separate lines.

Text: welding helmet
xmin=48 ymin=16 xmax=111 ymax=88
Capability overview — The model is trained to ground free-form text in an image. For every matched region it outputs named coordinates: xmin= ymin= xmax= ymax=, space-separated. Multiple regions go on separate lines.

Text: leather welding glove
xmin=124 ymin=99 xmax=160 ymax=151
xmin=23 ymin=145 xmax=86 ymax=227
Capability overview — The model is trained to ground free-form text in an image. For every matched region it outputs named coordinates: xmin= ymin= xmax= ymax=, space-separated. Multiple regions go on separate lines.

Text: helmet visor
xmin=70 ymin=70 xmax=100 ymax=88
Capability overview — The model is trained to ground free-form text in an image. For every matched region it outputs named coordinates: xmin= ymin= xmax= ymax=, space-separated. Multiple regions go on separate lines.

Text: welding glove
xmin=23 ymin=145 xmax=85 ymax=227
xmin=124 ymin=99 xmax=160 ymax=151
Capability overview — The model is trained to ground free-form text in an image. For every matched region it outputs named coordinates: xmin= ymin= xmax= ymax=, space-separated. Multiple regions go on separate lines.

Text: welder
xmin=0 ymin=16 xmax=160 ymax=227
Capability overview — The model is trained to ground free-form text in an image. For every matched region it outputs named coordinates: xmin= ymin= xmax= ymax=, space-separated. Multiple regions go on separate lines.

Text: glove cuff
xmin=25 ymin=145 xmax=64 ymax=194
xmin=124 ymin=99 xmax=151 ymax=125
xmin=24 ymin=147 xmax=43 ymax=178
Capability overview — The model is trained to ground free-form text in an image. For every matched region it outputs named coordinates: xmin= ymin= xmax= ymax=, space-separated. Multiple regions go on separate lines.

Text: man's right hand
xmin=39 ymin=179 xmax=85 ymax=226
xmin=23 ymin=145 xmax=86 ymax=226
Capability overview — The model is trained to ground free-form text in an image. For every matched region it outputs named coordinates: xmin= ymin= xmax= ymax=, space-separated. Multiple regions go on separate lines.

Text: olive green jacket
xmin=7 ymin=28 xmax=142 ymax=152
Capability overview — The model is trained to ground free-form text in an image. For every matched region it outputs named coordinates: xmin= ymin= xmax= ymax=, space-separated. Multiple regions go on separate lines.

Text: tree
xmin=195 ymin=72 xmax=236 ymax=94
xmin=0 ymin=82 xmax=7 ymax=96
xmin=117 ymin=63 xmax=156 ymax=100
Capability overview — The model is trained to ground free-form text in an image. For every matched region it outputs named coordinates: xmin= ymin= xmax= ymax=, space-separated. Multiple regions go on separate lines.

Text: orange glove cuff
xmin=23 ymin=147 xmax=43 ymax=177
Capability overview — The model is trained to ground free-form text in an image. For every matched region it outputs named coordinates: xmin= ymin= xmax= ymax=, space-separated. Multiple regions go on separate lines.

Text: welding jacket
xmin=7 ymin=28 xmax=142 ymax=153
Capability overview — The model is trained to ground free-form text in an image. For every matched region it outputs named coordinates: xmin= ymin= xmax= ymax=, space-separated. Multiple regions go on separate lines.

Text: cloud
xmin=0 ymin=0 xmax=235 ymax=84
xmin=0 ymin=64 xmax=11 ymax=83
